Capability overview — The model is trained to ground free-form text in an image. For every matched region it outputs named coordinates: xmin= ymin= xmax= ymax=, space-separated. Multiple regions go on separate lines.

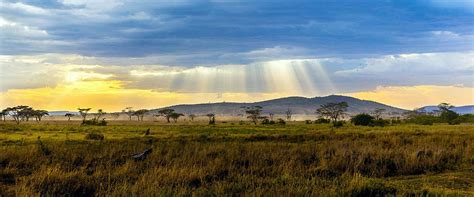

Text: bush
xmin=440 ymin=110 xmax=459 ymax=125
xmin=351 ymin=114 xmax=374 ymax=126
xmin=304 ymin=120 xmax=312 ymax=124
xmin=314 ymin=118 xmax=330 ymax=124
xmin=84 ymin=132 xmax=104 ymax=141
xmin=81 ymin=119 xmax=107 ymax=126
xmin=371 ymin=119 xmax=389 ymax=127
xmin=405 ymin=115 xmax=437 ymax=125
xmin=332 ymin=121 xmax=344 ymax=128
xmin=277 ymin=118 xmax=286 ymax=125
xmin=261 ymin=119 xmax=275 ymax=125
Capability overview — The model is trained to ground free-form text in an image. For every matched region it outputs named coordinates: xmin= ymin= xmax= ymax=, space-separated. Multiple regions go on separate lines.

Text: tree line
xmin=1 ymin=106 xmax=49 ymax=124
xmin=2 ymin=102 xmax=471 ymax=126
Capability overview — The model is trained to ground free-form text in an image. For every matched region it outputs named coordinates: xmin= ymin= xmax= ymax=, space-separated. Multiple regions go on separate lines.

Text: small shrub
xmin=84 ymin=133 xmax=104 ymax=141
xmin=304 ymin=120 xmax=312 ymax=124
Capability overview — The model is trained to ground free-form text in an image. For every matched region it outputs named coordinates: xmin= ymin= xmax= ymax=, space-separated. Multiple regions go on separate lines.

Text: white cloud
xmin=0 ymin=17 xmax=48 ymax=37
xmin=335 ymin=52 xmax=474 ymax=76
xmin=1 ymin=2 xmax=49 ymax=15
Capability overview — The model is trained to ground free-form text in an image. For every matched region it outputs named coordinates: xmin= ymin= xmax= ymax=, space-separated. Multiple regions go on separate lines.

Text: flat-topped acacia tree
xmin=316 ymin=102 xmax=349 ymax=123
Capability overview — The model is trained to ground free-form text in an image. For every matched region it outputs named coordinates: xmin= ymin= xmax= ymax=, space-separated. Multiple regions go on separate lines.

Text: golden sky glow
xmin=347 ymin=85 xmax=474 ymax=109
xmin=0 ymin=79 xmax=294 ymax=111
xmin=1 ymin=76 xmax=473 ymax=111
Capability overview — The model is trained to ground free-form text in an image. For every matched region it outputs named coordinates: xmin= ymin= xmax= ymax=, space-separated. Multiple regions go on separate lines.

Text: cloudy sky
xmin=0 ymin=0 xmax=473 ymax=111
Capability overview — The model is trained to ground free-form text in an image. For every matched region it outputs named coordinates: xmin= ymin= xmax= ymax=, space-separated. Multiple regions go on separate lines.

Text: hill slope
xmin=418 ymin=105 xmax=474 ymax=115
xmin=152 ymin=95 xmax=407 ymax=115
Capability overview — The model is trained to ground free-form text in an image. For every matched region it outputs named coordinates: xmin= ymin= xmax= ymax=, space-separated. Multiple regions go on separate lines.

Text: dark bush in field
xmin=351 ymin=114 xmax=374 ymax=126
xmin=332 ymin=121 xmax=344 ymax=128
xmin=277 ymin=118 xmax=286 ymax=125
xmin=304 ymin=120 xmax=312 ymax=124
xmin=314 ymin=118 xmax=330 ymax=124
xmin=261 ymin=119 xmax=275 ymax=125
xmin=81 ymin=119 xmax=107 ymax=126
xmin=84 ymin=132 xmax=104 ymax=140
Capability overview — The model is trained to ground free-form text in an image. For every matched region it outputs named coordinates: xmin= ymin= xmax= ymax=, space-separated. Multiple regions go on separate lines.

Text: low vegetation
xmin=0 ymin=122 xmax=473 ymax=196
xmin=0 ymin=102 xmax=473 ymax=195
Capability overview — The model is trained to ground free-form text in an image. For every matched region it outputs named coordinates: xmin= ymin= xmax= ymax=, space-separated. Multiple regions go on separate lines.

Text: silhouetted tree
xmin=206 ymin=113 xmax=215 ymax=124
xmin=95 ymin=109 xmax=106 ymax=121
xmin=243 ymin=106 xmax=263 ymax=125
xmin=0 ymin=108 xmax=9 ymax=121
xmin=33 ymin=110 xmax=49 ymax=121
xmin=438 ymin=103 xmax=454 ymax=112
xmin=64 ymin=113 xmax=75 ymax=121
xmin=133 ymin=109 xmax=149 ymax=121
xmin=285 ymin=108 xmax=292 ymax=121
xmin=157 ymin=108 xmax=175 ymax=123
xmin=316 ymin=102 xmax=348 ymax=122
xmin=169 ymin=112 xmax=184 ymax=123
xmin=438 ymin=103 xmax=459 ymax=124
xmin=78 ymin=108 xmax=91 ymax=121
xmin=122 ymin=107 xmax=134 ymax=121
xmin=8 ymin=106 xmax=32 ymax=124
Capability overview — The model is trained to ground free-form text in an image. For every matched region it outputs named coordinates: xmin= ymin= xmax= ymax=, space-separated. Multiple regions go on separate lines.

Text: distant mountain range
xmin=417 ymin=105 xmax=474 ymax=115
xmin=151 ymin=95 xmax=407 ymax=116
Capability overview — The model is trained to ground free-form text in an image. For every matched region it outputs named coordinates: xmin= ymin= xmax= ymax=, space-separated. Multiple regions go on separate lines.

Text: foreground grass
xmin=0 ymin=122 xmax=473 ymax=196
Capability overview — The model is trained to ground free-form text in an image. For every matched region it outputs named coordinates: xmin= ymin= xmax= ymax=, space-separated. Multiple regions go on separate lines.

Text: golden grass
xmin=0 ymin=121 xmax=473 ymax=196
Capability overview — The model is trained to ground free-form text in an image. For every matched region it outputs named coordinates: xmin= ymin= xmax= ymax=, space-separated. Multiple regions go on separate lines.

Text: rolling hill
xmin=418 ymin=105 xmax=474 ymax=115
xmin=152 ymin=95 xmax=407 ymax=116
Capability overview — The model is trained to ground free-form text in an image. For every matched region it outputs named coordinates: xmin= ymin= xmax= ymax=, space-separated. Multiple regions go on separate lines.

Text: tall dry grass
xmin=0 ymin=122 xmax=473 ymax=196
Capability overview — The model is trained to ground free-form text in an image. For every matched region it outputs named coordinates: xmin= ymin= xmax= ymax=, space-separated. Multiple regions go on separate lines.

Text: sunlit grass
xmin=0 ymin=121 xmax=473 ymax=195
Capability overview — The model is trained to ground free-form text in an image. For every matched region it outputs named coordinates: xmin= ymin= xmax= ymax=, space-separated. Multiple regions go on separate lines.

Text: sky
xmin=0 ymin=0 xmax=473 ymax=111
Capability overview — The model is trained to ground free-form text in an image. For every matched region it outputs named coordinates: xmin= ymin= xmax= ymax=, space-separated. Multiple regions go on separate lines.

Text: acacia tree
xmin=64 ymin=113 xmax=75 ymax=121
xmin=95 ymin=109 xmax=106 ymax=121
xmin=7 ymin=106 xmax=32 ymax=124
xmin=33 ymin=110 xmax=49 ymax=121
xmin=206 ymin=113 xmax=215 ymax=124
xmin=19 ymin=107 xmax=34 ymax=121
xmin=438 ymin=103 xmax=458 ymax=124
xmin=133 ymin=109 xmax=149 ymax=121
xmin=438 ymin=103 xmax=454 ymax=112
xmin=78 ymin=108 xmax=91 ymax=121
xmin=169 ymin=112 xmax=184 ymax=123
xmin=122 ymin=107 xmax=135 ymax=121
xmin=157 ymin=108 xmax=175 ymax=123
xmin=243 ymin=106 xmax=264 ymax=125
xmin=316 ymin=102 xmax=349 ymax=122
xmin=0 ymin=108 xmax=9 ymax=121
xmin=285 ymin=108 xmax=292 ymax=121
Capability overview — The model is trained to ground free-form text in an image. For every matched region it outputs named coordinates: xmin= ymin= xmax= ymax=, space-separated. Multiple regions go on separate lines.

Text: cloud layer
xmin=1 ymin=1 xmax=473 ymax=110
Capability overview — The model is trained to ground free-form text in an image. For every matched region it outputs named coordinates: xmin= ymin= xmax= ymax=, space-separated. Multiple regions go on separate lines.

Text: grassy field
xmin=0 ymin=121 xmax=473 ymax=196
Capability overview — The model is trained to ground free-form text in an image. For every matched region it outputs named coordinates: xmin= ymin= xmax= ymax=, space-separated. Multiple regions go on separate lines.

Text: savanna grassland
xmin=0 ymin=121 xmax=473 ymax=196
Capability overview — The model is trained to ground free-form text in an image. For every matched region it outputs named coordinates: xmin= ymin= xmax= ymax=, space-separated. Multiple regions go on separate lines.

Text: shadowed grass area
xmin=0 ymin=122 xmax=473 ymax=196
